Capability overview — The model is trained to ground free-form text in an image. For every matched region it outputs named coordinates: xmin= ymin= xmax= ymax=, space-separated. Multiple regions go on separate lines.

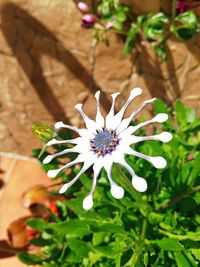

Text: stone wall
xmin=0 ymin=0 xmax=200 ymax=155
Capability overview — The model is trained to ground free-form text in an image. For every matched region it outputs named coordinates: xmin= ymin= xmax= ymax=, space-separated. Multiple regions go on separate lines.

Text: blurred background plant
xmin=75 ymin=0 xmax=199 ymax=60
xmin=13 ymin=99 xmax=200 ymax=266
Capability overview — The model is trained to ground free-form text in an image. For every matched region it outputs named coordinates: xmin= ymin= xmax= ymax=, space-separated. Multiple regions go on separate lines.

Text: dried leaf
xmin=7 ymin=216 xmax=30 ymax=248
xmin=22 ymin=185 xmax=63 ymax=208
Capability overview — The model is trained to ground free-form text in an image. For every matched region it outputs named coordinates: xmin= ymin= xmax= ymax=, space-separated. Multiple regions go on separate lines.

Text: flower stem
xmin=111 ymin=29 xmax=128 ymax=36
xmin=140 ymin=218 xmax=148 ymax=240
xmin=115 ymin=164 xmax=152 ymax=212
xmin=172 ymin=0 xmax=177 ymax=25
xmin=115 ymin=164 xmax=141 ymax=201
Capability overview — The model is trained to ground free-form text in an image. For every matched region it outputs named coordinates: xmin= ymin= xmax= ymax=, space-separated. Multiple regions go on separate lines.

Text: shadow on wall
xmin=135 ymin=44 xmax=181 ymax=106
xmin=1 ymin=3 xmax=112 ymax=123
xmin=2 ymin=2 xmax=198 ymax=119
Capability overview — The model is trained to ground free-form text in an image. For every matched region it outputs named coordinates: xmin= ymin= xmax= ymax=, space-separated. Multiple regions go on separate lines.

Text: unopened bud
xmin=106 ymin=22 xmax=113 ymax=29
xmin=31 ymin=123 xmax=55 ymax=143
xmin=81 ymin=14 xmax=95 ymax=28
xmin=77 ymin=2 xmax=89 ymax=12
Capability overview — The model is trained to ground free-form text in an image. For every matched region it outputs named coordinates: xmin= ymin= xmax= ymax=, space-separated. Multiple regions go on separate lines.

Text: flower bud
xmin=77 ymin=2 xmax=89 ymax=12
xmin=81 ymin=14 xmax=95 ymax=28
xmin=31 ymin=123 xmax=55 ymax=143
xmin=106 ymin=22 xmax=113 ymax=29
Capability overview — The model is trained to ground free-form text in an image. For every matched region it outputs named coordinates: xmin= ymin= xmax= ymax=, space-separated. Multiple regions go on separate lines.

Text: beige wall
xmin=0 ymin=0 xmax=200 ymax=154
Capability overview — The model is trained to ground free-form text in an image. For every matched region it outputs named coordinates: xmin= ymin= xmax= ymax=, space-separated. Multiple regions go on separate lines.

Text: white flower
xmin=43 ymin=88 xmax=172 ymax=210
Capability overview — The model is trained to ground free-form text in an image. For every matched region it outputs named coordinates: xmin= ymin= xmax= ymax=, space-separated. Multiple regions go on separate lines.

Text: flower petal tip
xmin=154 ymin=113 xmax=168 ymax=123
xmin=144 ymin=97 xmax=156 ymax=104
xmin=43 ymin=155 xmax=53 ymax=164
xmin=111 ymin=185 xmax=124 ymax=199
xmin=132 ymin=177 xmax=147 ymax=192
xmin=159 ymin=132 xmax=173 ymax=143
xmin=47 ymin=138 xmax=56 ymax=146
xmin=111 ymin=92 xmax=120 ymax=98
xmin=95 ymin=91 xmax=100 ymax=99
xmin=59 ymin=184 xmax=69 ymax=194
xmin=130 ymin=87 xmax=142 ymax=97
xmin=74 ymin=103 xmax=83 ymax=110
xmin=55 ymin=121 xmax=64 ymax=129
xmin=47 ymin=169 xmax=59 ymax=178
xmin=83 ymin=195 xmax=93 ymax=210
xmin=152 ymin=156 xmax=167 ymax=169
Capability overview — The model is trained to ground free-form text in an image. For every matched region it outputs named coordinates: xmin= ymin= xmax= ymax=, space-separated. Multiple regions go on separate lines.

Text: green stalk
xmin=140 ymin=218 xmax=148 ymax=241
xmin=115 ymin=164 xmax=152 ymax=212
xmin=115 ymin=164 xmax=141 ymax=202
xmin=111 ymin=29 xmax=128 ymax=36
xmin=172 ymin=0 xmax=177 ymax=25
xmin=115 ymin=237 xmax=122 ymax=267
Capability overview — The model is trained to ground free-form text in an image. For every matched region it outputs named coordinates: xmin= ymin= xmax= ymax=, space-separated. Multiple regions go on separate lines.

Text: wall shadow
xmin=134 ymin=44 xmax=181 ymax=106
xmin=1 ymin=3 xmax=111 ymax=123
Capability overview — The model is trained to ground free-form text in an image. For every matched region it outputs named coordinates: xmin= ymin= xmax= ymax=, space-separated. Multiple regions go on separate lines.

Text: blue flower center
xmin=91 ymin=129 xmax=119 ymax=157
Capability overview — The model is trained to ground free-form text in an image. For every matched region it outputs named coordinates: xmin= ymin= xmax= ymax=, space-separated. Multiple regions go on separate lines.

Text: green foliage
xmin=87 ymin=1 xmax=199 ymax=60
xmin=98 ymin=0 xmax=129 ymax=31
xmin=19 ymin=100 xmax=200 ymax=266
xmin=140 ymin=13 xmax=168 ymax=41
xmin=174 ymin=11 xmax=199 ymax=41
xmin=124 ymin=26 xmax=137 ymax=56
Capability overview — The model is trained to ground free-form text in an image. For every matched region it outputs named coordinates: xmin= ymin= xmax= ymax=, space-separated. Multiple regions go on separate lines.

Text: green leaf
xmin=154 ymin=99 xmax=169 ymax=115
xmin=80 ymin=173 xmax=93 ymax=190
xmin=117 ymin=9 xmax=127 ymax=22
xmin=68 ymin=238 xmax=89 ymax=260
xmin=175 ymin=100 xmax=186 ymax=128
xmin=180 ymin=161 xmax=192 ymax=184
xmin=184 ymin=118 xmax=200 ymax=134
xmin=183 ymin=232 xmax=200 ymax=241
xmin=154 ymin=43 xmax=167 ymax=61
xmin=191 ymin=249 xmax=200 ymax=261
xmin=148 ymin=212 xmax=164 ymax=225
xmin=175 ymin=27 xmax=198 ymax=41
xmin=137 ymin=15 xmax=146 ymax=28
xmin=94 ymin=223 xmax=126 ymax=235
xmin=17 ymin=253 xmax=43 ymax=265
xmin=174 ymin=251 xmax=196 ymax=267
xmin=143 ymin=252 xmax=149 ymax=266
xmin=30 ymin=237 xmax=52 ymax=247
xmin=27 ymin=218 xmax=48 ymax=231
xmin=175 ymin=100 xmax=198 ymax=132
xmin=147 ymin=28 xmax=162 ymax=39
xmin=148 ymin=12 xmax=168 ymax=26
xmin=188 ymin=152 xmax=200 ymax=186
xmin=94 ymin=244 xmax=119 ymax=257
xmin=93 ymin=232 xmax=109 ymax=246
xmin=113 ymin=20 xmax=123 ymax=30
xmin=174 ymin=11 xmax=198 ymax=41
xmin=184 ymin=250 xmax=199 ymax=266
xmin=144 ymin=12 xmax=168 ymax=40
xmin=124 ymin=26 xmax=137 ymax=56
xmin=156 ymin=238 xmax=183 ymax=251
xmin=175 ymin=11 xmax=198 ymax=29
xmin=185 ymin=108 xmax=196 ymax=123
xmin=47 ymin=220 xmax=90 ymax=238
